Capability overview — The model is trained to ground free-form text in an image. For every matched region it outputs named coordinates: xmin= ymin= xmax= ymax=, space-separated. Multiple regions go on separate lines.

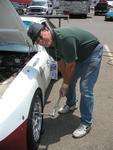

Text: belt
xmin=95 ymin=41 xmax=100 ymax=49
xmin=94 ymin=42 xmax=103 ymax=51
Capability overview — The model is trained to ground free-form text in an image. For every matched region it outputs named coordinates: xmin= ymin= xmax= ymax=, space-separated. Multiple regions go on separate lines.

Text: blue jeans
xmin=66 ymin=43 xmax=103 ymax=126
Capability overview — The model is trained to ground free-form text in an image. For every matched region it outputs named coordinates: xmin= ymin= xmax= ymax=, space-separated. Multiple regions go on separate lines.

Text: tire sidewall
xmin=27 ymin=90 xmax=43 ymax=150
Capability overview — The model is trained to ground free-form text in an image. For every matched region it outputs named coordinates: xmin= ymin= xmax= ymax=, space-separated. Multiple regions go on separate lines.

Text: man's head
xmin=27 ymin=23 xmax=52 ymax=47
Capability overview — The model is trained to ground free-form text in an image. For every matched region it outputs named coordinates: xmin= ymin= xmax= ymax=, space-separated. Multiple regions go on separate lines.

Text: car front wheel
xmin=27 ymin=90 xmax=43 ymax=150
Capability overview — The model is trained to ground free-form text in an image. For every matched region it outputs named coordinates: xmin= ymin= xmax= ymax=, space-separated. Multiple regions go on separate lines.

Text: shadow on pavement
xmin=39 ymin=112 xmax=80 ymax=150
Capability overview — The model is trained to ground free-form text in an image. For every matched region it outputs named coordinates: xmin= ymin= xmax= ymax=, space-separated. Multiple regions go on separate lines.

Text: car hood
xmin=0 ymin=0 xmax=33 ymax=53
xmin=28 ymin=5 xmax=48 ymax=9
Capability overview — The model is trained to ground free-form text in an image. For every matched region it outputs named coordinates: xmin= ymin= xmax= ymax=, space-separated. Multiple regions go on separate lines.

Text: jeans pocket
xmin=89 ymin=48 xmax=103 ymax=68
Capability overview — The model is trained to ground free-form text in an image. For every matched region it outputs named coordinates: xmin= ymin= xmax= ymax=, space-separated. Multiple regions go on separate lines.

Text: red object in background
xmin=99 ymin=0 xmax=107 ymax=3
xmin=10 ymin=0 xmax=32 ymax=5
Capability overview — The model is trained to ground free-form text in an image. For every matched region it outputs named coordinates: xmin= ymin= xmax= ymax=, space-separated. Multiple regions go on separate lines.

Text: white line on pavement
xmin=104 ymin=44 xmax=113 ymax=65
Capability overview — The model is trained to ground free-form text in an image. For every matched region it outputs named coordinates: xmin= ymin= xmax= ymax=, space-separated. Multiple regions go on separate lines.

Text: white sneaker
xmin=72 ymin=124 xmax=91 ymax=138
xmin=58 ymin=104 xmax=77 ymax=114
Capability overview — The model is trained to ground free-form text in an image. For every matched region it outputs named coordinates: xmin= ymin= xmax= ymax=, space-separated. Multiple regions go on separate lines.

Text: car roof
xmin=21 ymin=16 xmax=47 ymax=24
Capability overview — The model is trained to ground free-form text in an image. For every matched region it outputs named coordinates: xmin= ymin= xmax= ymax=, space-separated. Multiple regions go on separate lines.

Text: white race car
xmin=0 ymin=1 xmax=56 ymax=150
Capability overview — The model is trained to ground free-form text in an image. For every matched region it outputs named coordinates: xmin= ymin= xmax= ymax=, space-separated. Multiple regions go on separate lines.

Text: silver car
xmin=27 ymin=0 xmax=53 ymax=15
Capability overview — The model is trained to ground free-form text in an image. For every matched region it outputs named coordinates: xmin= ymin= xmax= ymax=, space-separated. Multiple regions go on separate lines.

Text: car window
xmin=32 ymin=1 xmax=48 ymax=6
xmin=48 ymin=3 xmax=53 ymax=7
xmin=23 ymin=21 xmax=33 ymax=28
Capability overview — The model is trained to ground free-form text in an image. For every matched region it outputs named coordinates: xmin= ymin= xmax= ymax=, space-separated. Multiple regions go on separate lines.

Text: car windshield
xmin=0 ymin=28 xmax=34 ymax=53
xmin=32 ymin=1 xmax=47 ymax=6
xmin=0 ymin=42 xmax=30 ymax=53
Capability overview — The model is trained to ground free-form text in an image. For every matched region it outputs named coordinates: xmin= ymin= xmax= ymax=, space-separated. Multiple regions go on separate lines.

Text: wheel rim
xmin=32 ymin=96 xmax=42 ymax=142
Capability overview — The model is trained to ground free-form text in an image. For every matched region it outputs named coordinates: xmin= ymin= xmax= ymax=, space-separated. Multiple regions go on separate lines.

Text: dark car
xmin=105 ymin=9 xmax=113 ymax=20
xmin=94 ymin=0 xmax=109 ymax=15
xmin=12 ymin=2 xmax=25 ymax=15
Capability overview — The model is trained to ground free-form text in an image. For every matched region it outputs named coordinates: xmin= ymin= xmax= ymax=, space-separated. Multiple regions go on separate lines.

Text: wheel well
xmin=36 ymin=88 xmax=42 ymax=98
xmin=35 ymin=88 xmax=44 ymax=107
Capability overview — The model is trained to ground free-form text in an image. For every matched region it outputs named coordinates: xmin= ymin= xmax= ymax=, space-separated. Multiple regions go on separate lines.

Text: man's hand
xmin=58 ymin=59 xmax=76 ymax=97
xmin=59 ymin=83 xmax=69 ymax=97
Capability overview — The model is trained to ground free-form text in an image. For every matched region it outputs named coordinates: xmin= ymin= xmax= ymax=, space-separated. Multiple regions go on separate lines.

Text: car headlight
xmin=42 ymin=8 xmax=47 ymax=12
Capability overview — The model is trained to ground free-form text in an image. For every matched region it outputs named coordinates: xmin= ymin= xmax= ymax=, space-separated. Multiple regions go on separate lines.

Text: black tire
xmin=82 ymin=14 xmax=87 ymax=18
xmin=94 ymin=12 xmax=97 ymax=16
xmin=27 ymin=90 xmax=43 ymax=150
xmin=105 ymin=17 xmax=108 ymax=21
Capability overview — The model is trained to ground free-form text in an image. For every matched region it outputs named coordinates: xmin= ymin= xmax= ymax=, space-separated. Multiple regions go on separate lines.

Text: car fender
xmin=0 ymin=49 xmax=51 ymax=141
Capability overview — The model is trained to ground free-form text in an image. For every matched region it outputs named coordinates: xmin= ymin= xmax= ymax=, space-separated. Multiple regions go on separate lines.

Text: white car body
xmin=107 ymin=0 xmax=113 ymax=7
xmin=0 ymin=0 xmax=55 ymax=150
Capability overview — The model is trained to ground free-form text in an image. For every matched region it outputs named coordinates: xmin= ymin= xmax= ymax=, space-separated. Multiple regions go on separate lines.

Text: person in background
xmin=27 ymin=23 xmax=103 ymax=138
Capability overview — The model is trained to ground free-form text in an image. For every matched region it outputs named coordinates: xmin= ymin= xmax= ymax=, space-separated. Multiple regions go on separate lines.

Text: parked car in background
xmin=104 ymin=8 xmax=113 ymax=20
xmin=27 ymin=0 xmax=53 ymax=15
xmin=12 ymin=2 xmax=25 ymax=15
xmin=107 ymin=0 xmax=113 ymax=8
xmin=94 ymin=0 xmax=109 ymax=15
xmin=10 ymin=0 xmax=32 ymax=14
xmin=10 ymin=0 xmax=32 ymax=5
xmin=0 ymin=1 xmax=55 ymax=150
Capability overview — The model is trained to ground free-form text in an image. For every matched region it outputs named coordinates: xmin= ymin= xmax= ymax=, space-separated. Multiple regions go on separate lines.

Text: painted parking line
xmin=104 ymin=44 xmax=113 ymax=65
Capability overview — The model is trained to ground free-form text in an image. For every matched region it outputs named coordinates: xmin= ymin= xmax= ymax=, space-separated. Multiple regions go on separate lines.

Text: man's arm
xmin=58 ymin=59 xmax=76 ymax=84
xmin=57 ymin=59 xmax=66 ymax=78
xmin=58 ymin=59 xmax=76 ymax=97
